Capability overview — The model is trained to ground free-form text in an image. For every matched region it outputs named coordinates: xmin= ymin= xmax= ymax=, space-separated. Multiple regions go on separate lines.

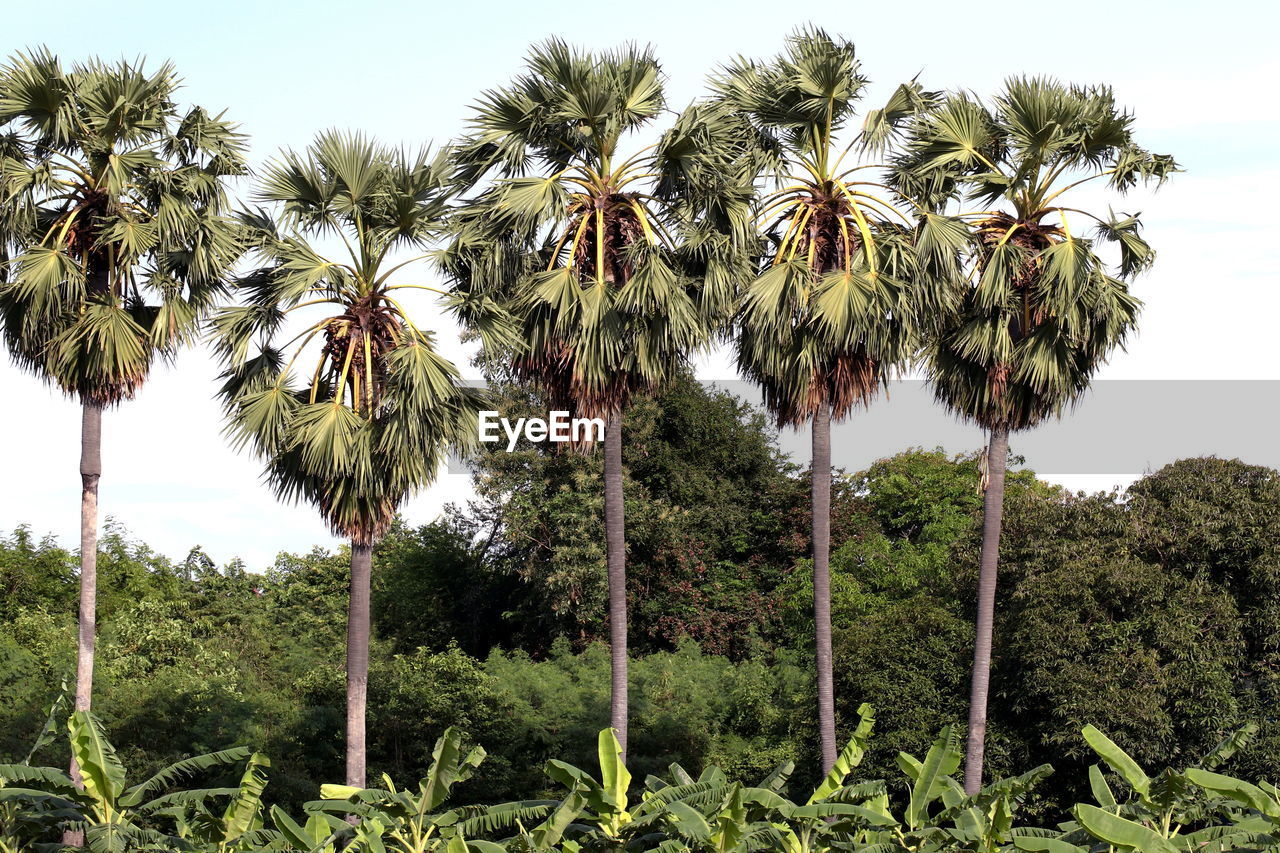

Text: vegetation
xmin=441 ymin=39 xmax=752 ymax=754
xmin=0 ymin=31 xmax=1237 ymax=853
xmin=2 ymin=378 xmax=1276 ymax=825
xmin=709 ymin=29 xmax=947 ymax=772
xmin=881 ymin=77 xmax=1176 ymax=791
xmin=213 ymin=131 xmax=483 ymax=786
xmin=0 ymin=49 xmax=246 ymax=728
xmin=3 ymin=697 xmax=1278 ymax=852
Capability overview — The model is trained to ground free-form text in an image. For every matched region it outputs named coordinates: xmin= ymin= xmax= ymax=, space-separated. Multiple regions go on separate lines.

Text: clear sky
xmin=3 ymin=0 xmax=1277 ymax=567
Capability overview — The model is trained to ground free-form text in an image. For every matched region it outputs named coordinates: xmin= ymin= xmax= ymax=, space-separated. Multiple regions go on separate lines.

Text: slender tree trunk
xmin=963 ymin=425 xmax=1010 ymax=795
xmin=74 ymin=402 xmax=102 ymax=712
xmin=604 ymin=410 xmax=628 ymax=758
xmin=65 ymin=401 xmax=102 ymax=848
xmin=812 ymin=401 xmax=836 ymax=774
xmin=346 ymin=540 xmax=373 ymax=788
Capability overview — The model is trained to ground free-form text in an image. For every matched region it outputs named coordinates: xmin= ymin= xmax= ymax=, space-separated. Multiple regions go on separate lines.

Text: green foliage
xmin=372 ymin=520 xmax=503 ymax=657
xmin=4 ymin=445 xmax=1280 ymax=851
xmin=6 ymin=448 xmax=1280 ymax=820
xmin=886 ymin=77 xmax=1176 ymax=431
xmin=461 ymin=374 xmax=807 ymax=654
xmin=214 ymin=130 xmax=482 ymax=544
xmin=1125 ymin=458 xmax=1280 ymax=785
xmin=480 ymin=639 xmax=809 ymax=799
xmin=0 ymin=48 xmax=246 ymax=404
xmin=1 ymin=711 xmax=262 ymax=853
xmin=0 ymin=526 xmax=76 ymax=621
xmin=442 ymin=39 xmax=752 ymax=418
xmin=714 ymin=28 xmax=946 ymax=426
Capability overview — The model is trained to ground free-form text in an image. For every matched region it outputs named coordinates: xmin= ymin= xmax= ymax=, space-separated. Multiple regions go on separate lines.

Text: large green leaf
xmin=1013 ymin=835 xmax=1088 ymax=853
xmin=221 ymin=753 xmax=270 ymax=844
xmin=1088 ymin=764 xmax=1117 ymax=809
xmin=530 ymin=789 xmax=587 ymax=850
xmin=906 ymin=725 xmax=961 ymax=829
xmin=69 ymin=712 xmax=126 ymax=812
xmin=1074 ymin=803 xmax=1178 ymax=853
xmin=808 ymin=703 xmax=875 ymax=804
xmin=1185 ymin=768 xmax=1280 ymax=819
xmin=421 ymin=727 xmax=486 ymax=811
xmin=1082 ymin=725 xmax=1150 ymax=798
xmin=665 ymin=800 xmax=713 ymax=842
xmin=119 ymin=747 xmax=251 ymax=808
xmin=597 ymin=728 xmax=631 ymax=817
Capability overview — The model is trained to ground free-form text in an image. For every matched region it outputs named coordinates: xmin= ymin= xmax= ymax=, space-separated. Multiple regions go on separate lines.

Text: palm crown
xmin=887 ymin=77 xmax=1177 ymax=429
xmin=714 ymin=28 xmax=946 ymax=425
xmin=215 ymin=131 xmax=481 ymax=545
xmin=0 ymin=48 xmax=246 ymax=404
xmin=441 ymin=39 xmax=752 ymax=419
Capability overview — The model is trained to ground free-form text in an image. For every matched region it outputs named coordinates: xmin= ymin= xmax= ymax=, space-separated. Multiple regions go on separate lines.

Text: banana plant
xmin=849 ymin=724 xmax=1053 ymax=853
xmin=0 ymin=686 xmax=75 ymax=853
xmin=268 ymin=806 xmax=349 ymax=853
xmin=1067 ymin=723 xmax=1255 ymax=853
xmin=649 ymin=781 xmax=783 ymax=853
xmin=165 ymin=754 xmax=273 ymax=853
xmin=631 ymin=760 xmax=792 ymax=852
xmin=0 ymin=765 xmax=80 ymax=853
xmin=477 ymin=729 xmax=638 ymax=853
xmin=770 ymin=703 xmax=896 ymax=853
xmin=299 ymin=726 xmax=497 ymax=853
xmin=0 ymin=711 xmax=261 ymax=852
xmin=546 ymin=728 xmax=632 ymax=840
xmin=506 ymin=789 xmax=590 ymax=853
xmin=1185 ymin=766 xmax=1280 ymax=852
xmin=830 ymin=723 xmax=968 ymax=853
xmin=625 ymin=705 xmax=887 ymax=853
xmin=631 ymin=706 xmax=1034 ymax=853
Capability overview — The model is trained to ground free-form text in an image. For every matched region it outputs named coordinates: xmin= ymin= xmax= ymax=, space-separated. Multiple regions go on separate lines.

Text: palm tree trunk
xmin=604 ymin=410 xmax=628 ymax=758
xmin=64 ymin=400 xmax=102 ymax=848
xmin=812 ymin=401 xmax=836 ymax=774
xmin=963 ymin=425 xmax=1010 ymax=795
xmin=346 ymin=540 xmax=373 ymax=788
xmin=74 ymin=402 xmax=102 ymax=714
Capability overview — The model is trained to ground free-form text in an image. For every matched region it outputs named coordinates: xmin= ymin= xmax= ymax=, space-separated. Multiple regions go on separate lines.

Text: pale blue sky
xmin=9 ymin=0 xmax=1272 ymax=176
xmin=3 ymin=0 xmax=1278 ymax=566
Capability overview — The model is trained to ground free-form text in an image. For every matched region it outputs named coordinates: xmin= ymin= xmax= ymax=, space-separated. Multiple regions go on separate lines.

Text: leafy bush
xmin=5 ymin=449 xmax=1280 ymax=818
xmin=6 ymin=707 xmax=1277 ymax=852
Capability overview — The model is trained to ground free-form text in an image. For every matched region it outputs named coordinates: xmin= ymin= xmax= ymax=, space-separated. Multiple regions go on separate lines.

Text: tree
xmin=441 ymin=39 xmax=751 ymax=755
xmin=887 ymin=76 xmax=1177 ymax=792
xmin=453 ymin=372 xmax=807 ymax=658
xmin=1126 ymin=457 xmax=1280 ymax=782
xmin=710 ymin=28 xmax=945 ymax=771
xmin=0 ymin=48 xmax=245 ymax=809
xmin=214 ymin=130 xmax=482 ymax=786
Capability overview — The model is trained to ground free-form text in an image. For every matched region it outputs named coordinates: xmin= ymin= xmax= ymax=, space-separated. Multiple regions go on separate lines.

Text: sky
xmin=2 ymin=0 xmax=1278 ymax=568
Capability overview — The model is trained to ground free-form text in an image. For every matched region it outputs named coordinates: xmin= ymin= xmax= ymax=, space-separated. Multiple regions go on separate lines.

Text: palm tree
xmin=440 ymin=39 xmax=751 ymax=755
xmin=214 ymin=131 xmax=482 ymax=787
xmin=886 ymin=77 xmax=1177 ymax=792
xmin=710 ymin=29 xmax=946 ymax=772
xmin=0 ymin=49 xmax=245 ymax=722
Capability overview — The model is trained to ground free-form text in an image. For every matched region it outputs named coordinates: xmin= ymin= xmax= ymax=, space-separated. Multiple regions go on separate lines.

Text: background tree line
xmin=2 ymin=374 xmax=1275 ymax=821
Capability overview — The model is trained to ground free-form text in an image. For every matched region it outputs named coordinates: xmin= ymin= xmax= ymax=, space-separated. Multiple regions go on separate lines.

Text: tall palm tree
xmin=214 ymin=131 xmax=482 ymax=787
xmin=0 ymin=48 xmax=245 ymax=722
xmin=710 ymin=29 xmax=947 ymax=772
xmin=886 ymin=77 xmax=1177 ymax=793
xmin=441 ymin=39 xmax=751 ymax=755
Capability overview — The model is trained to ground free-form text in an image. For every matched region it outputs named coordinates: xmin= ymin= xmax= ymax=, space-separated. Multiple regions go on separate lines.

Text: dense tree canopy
xmin=3 ymin=377 xmax=1277 ymax=819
